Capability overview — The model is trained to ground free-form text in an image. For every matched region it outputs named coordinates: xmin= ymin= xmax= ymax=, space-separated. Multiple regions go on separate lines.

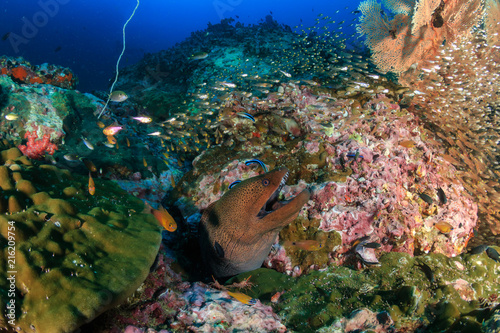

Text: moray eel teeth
xmin=257 ymin=171 xmax=288 ymax=218
xmin=199 ymin=167 xmax=310 ymax=278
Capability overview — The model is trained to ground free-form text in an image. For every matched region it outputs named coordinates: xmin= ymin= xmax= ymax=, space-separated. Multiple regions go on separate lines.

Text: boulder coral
xmin=0 ymin=148 xmax=162 ymax=333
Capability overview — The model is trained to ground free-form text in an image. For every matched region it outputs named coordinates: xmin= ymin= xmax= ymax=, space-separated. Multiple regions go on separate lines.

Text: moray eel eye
xmin=262 ymin=179 xmax=270 ymax=186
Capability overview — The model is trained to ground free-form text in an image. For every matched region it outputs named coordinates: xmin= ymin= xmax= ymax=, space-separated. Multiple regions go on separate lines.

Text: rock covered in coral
xmin=171 ymin=83 xmax=477 ymax=276
xmin=244 ymin=248 xmax=500 ymax=332
xmin=0 ymin=56 xmax=77 ymax=89
xmin=0 ymin=74 xmax=102 ymax=144
xmin=0 ymin=148 xmax=162 ymax=333
xmin=318 ymin=308 xmax=394 ymax=333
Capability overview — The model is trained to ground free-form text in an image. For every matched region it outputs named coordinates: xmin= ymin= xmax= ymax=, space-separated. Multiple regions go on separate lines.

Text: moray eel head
xmin=199 ymin=167 xmax=310 ymax=278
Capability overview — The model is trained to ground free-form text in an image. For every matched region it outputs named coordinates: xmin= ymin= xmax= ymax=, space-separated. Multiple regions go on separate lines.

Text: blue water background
xmin=0 ymin=0 xmax=360 ymax=92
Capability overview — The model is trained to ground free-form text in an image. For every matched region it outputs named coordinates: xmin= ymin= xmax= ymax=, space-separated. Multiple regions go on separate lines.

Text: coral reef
xmin=355 ymin=0 xmax=500 ymax=246
xmin=85 ymin=243 xmax=500 ymax=332
xmin=0 ymin=74 xmax=101 ymax=144
xmin=0 ymin=56 xmax=77 ymax=89
xmin=171 ymin=84 xmax=477 ymax=277
xmin=232 ymin=248 xmax=500 ymax=332
xmin=83 ymin=247 xmax=287 ymax=333
xmin=0 ymin=148 xmax=162 ymax=332
xmin=1 ymin=8 xmax=496 ymax=332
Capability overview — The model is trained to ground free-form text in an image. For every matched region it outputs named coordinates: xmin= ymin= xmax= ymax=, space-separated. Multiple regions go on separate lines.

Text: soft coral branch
xmin=18 ymin=130 xmax=58 ymax=160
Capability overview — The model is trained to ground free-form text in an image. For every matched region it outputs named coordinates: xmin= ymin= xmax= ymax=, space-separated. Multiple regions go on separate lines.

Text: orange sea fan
xmin=357 ymin=0 xmax=440 ymax=73
xmin=357 ymin=0 xmax=484 ymax=75
xmin=441 ymin=0 xmax=484 ymax=41
xmin=411 ymin=0 xmax=442 ymax=34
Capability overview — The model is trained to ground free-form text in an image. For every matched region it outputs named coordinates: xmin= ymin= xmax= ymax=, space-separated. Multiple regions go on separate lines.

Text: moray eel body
xmin=199 ymin=167 xmax=310 ymax=278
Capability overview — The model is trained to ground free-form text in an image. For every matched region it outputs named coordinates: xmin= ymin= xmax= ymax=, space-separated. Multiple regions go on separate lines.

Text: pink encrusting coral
xmin=296 ymin=90 xmax=476 ymax=260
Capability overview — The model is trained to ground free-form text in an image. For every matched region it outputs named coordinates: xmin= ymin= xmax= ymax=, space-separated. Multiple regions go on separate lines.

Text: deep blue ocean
xmin=0 ymin=0 xmax=359 ymax=92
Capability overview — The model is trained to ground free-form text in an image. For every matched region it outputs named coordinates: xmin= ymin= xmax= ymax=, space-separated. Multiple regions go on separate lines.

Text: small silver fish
xmin=81 ymin=136 xmax=94 ymax=150
xmin=131 ymin=116 xmax=152 ymax=124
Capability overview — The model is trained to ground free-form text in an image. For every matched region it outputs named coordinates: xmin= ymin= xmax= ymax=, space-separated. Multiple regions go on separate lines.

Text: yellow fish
xmin=227 ymin=291 xmax=256 ymax=305
xmin=4 ymin=113 xmax=18 ymax=121
xmin=107 ymin=135 xmax=117 ymax=144
xmin=399 ymin=140 xmax=415 ymax=148
xmin=152 ymin=205 xmax=177 ymax=232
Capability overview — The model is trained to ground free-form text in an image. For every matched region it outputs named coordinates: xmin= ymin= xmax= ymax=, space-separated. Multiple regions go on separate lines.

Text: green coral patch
xmin=230 ymin=249 xmax=500 ymax=332
xmin=0 ymin=148 xmax=162 ymax=333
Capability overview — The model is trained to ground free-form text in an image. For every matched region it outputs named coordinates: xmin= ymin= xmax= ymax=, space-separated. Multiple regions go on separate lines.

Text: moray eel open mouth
xmin=257 ymin=171 xmax=290 ymax=218
xmin=199 ymin=166 xmax=311 ymax=278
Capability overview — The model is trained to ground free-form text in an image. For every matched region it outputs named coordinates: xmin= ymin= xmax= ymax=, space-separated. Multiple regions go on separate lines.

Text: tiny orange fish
xmin=441 ymin=154 xmax=461 ymax=165
xmin=170 ymin=174 xmax=175 ymax=188
xmin=97 ymin=121 xmax=105 ymax=128
xmin=152 ymin=205 xmax=177 ymax=232
xmin=143 ymin=157 xmax=148 ymax=167
xmin=103 ymin=124 xmax=123 ymax=136
xmin=399 ymin=140 xmax=415 ymax=148
xmin=88 ymin=173 xmax=95 ymax=195
xmin=271 ymin=291 xmax=284 ymax=303
xmin=107 ymin=135 xmax=117 ymax=144
xmin=284 ymin=240 xmax=322 ymax=251
xmin=126 ymin=137 xmax=131 ymax=147
xmin=434 ymin=221 xmax=453 ymax=234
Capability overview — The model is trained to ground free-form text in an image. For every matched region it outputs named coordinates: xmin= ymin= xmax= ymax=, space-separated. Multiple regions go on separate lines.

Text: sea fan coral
xmin=357 ymin=0 xmax=484 ymax=75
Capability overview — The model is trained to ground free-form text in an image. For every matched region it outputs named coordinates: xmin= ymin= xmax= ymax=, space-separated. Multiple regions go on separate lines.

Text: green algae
xmin=0 ymin=148 xmax=162 ymax=333
xmin=229 ymin=249 xmax=500 ymax=332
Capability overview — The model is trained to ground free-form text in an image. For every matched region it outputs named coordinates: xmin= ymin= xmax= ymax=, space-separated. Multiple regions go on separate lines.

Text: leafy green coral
xmin=0 ymin=148 xmax=162 ymax=333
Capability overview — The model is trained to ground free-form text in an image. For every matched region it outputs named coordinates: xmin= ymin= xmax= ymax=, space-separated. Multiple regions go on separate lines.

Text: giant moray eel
xmin=199 ymin=167 xmax=310 ymax=278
